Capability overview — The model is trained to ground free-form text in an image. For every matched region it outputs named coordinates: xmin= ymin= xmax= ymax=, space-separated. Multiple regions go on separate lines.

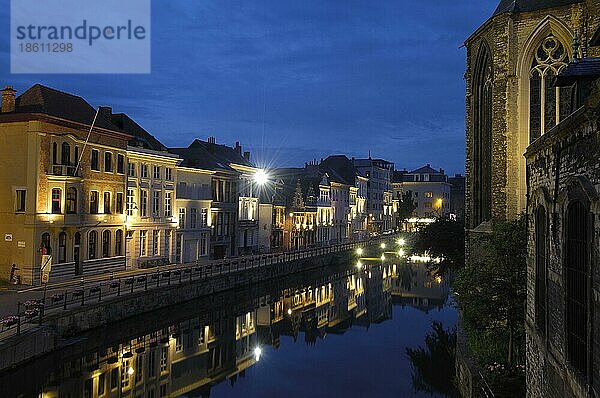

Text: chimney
xmin=1 ymin=86 xmax=16 ymax=113
xmin=98 ymin=106 xmax=112 ymax=119
xmin=235 ymin=141 xmax=242 ymax=154
xmin=207 ymin=136 xmax=216 ymax=144
xmin=243 ymin=151 xmax=250 ymax=161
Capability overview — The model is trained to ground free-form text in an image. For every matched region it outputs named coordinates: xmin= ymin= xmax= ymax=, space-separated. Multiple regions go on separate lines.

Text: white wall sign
xmin=17 ymin=241 xmax=25 ymax=248
xmin=4 ymin=234 xmax=13 ymax=242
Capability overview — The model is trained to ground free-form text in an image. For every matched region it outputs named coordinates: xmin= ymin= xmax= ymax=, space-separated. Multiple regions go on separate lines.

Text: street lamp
xmin=380 ymin=243 xmax=386 ymax=249
xmin=254 ymin=169 xmax=269 ymax=186
xmin=397 ymin=238 xmax=405 ymax=246
xmin=356 ymin=248 xmax=363 ymax=256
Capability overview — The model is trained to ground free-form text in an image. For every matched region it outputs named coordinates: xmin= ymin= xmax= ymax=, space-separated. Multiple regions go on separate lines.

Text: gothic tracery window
xmin=529 ymin=34 xmax=570 ymax=141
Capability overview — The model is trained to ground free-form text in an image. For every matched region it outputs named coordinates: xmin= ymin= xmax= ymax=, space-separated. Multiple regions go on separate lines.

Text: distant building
xmin=393 ymin=164 xmax=451 ymax=220
xmin=352 ymin=157 xmax=394 ymax=235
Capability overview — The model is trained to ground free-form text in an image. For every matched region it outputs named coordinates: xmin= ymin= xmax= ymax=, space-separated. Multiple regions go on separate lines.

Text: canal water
xmin=1 ymin=260 xmax=457 ymax=398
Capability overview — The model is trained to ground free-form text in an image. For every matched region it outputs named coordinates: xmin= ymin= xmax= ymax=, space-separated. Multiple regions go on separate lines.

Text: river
xmin=1 ymin=259 xmax=457 ymax=398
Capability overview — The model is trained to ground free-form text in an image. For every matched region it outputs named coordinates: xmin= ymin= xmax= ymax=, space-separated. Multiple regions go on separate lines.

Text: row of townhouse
xmin=0 ymin=84 xmax=400 ymax=285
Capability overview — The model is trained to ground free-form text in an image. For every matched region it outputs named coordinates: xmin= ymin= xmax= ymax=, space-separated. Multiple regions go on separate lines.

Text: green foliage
xmin=396 ymin=190 xmax=417 ymax=223
xmin=413 ymin=218 xmax=465 ymax=277
xmin=406 ymin=321 xmax=458 ymax=397
xmin=454 ymin=215 xmax=527 ymax=366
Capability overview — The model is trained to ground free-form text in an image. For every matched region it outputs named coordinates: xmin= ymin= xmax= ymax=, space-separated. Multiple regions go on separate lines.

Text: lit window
xmin=153 ymin=165 xmax=161 ymax=179
xmin=51 ymin=188 xmax=62 ymax=214
xmin=140 ymin=230 xmax=147 ymax=257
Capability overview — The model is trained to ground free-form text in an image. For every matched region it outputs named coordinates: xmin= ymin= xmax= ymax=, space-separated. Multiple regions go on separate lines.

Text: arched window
xmin=102 ymin=230 xmax=111 ymax=258
xmin=534 ymin=206 xmax=547 ymax=336
xmin=58 ymin=232 xmax=67 ymax=264
xmin=41 ymin=232 xmax=52 ymax=255
xmin=88 ymin=230 xmax=97 ymax=260
xmin=565 ymin=200 xmax=590 ymax=377
xmin=66 ymin=187 xmax=77 ymax=214
xmin=529 ymin=34 xmax=569 ymax=141
xmin=61 ymin=142 xmax=70 ymax=165
xmin=472 ymin=42 xmax=493 ymax=226
xmin=115 ymin=230 xmax=123 ymax=256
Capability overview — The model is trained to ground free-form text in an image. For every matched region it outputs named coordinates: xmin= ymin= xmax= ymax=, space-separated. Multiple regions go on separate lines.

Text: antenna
xmin=74 ymin=107 xmax=100 ymax=176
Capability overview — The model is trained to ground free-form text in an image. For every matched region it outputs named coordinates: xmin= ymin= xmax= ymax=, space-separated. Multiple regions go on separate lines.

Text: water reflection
xmin=2 ymin=260 xmax=455 ymax=398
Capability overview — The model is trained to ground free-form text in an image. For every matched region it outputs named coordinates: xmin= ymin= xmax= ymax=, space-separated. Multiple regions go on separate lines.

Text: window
xmin=102 ymin=230 xmax=110 ymax=258
xmin=135 ymin=354 xmax=143 ymax=384
xmin=41 ymin=232 xmax=52 ymax=255
xmin=175 ymin=335 xmax=182 ymax=352
xmin=51 ymin=188 xmax=62 ymax=214
xmin=201 ymin=209 xmax=208 ymax=227
xmin=140 ymin=190 xmax=148 ymax=217
xmin=164 ymin=230 xmax=171 ymax=258
xmin=90 ymin=191 xmax=99 ymax=214
xmin=116 ymin=192 xmax=124 ymax=214
xmin=117 ymin=154 xmax=125 ymax=174
xmin=52 ymin=142 xmax=58 ymax=164
xmin=153 ymin=165 xmax=160 ymax=179
xmin=165 ymin=168 xmax=173 ymax=181
xmin=104 ymin=152 xmax=113 ymax=172
xmin=88 ymin=231 xmax=97 ymax=259
xmin=148 ymin=350 xmax=156 ymax=378
xmin=141 ymin=164 xmax=148 ymax=179
xmin=103 ymin=192 xmax=111 ymax=214
xmin=66 ymin=187 xmax=77 ymax=214
xmin=175 ymin=234 xmax=182 ymax=263
xmin=110 ymin=368 xmax=118 ymax=390
xmin=57 ymin=232 xmax=67 ymax=263
xmin=160 ymin=347 xmax=168 ymax=372
xmin=190 ymin=208 xmax=197 ymax=229
xmin=165 ymin=192 xmax=172 ymax=217
xmin=529 ymin=34 xmax=569 ymax=141
xmin=140 ymin=230 xmax=147 ymax=257
xmin=15 ymin=189 xmax=26 ymax=212
xmin=61 ymin=142 xmax=70 ymax=165
xmin=565 ymin=200 xmax=590 ymax=377
xmin=473 ymin=42 xmax=493 ymax=227
xmin=127 ymin=189 xmax=135 ymax=216
xmin=128 ymin=162 xmax=136 ymax=177
xmin=179 ymin=208 xmax=186 ymax=229
xmin=91 ymin=149 xmax=99 ymax=171
xmin=424 ymin=192 xmax=433 ymax=198
xmin=152 ymin=230 xmax=159 ymax=256
xmin=200 ymin=233 xmax=207 ymax=256
xmin=535 ymin=206 xmax=547 ymax=336
xmin=121 ymin=359 xmax=130 ymax=389
xmin=152 ymin=191 xmax=161 ymax=216
xmin=98 ymin=372 xmax=106 ymax=396
xmin=115 ymin=230 xmax=123 ymax=256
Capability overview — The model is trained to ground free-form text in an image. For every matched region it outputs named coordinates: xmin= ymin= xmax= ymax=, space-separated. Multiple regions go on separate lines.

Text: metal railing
xmin=0 ymin=237 xmax=392 ymax=340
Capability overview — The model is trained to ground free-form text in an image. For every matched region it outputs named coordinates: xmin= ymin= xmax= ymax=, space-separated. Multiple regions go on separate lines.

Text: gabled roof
xmin=408 ymin=164 xmax=442 ymax=175
xmin=111 ymin=113 xmax=167 ymax=151
xmin=492 ymin=0 xmax=583 ymax=17
xmin=555 ymin=58 xmax=600 ymax=87
xmin=320 ymin=155 xmax=363 ymax=186
xmin=11 ymin=84 xmax=119 ymax=130
xmin=169 ymin=139 xmax=253 ymax=172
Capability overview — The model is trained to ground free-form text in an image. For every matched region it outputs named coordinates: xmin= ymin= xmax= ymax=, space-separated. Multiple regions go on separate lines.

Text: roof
xmin=111 ymin=113 xmax=167 ymax=151
xmin=492 ymin=0 xmax=583 ymax=17
xmin=555 ymin=58 xmax=600 ymax=86
xmin=320 ymin=155 xmax=362 ymax=185
xmin=408 ymin=164 xmax=443 ymax=175
xmin=169 ymin=139 xmax=253 ymax=172
xmin=9 ymin=84 xmax=119 ymax=130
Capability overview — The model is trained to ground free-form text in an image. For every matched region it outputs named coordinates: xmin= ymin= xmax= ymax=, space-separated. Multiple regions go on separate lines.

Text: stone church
xmin=465 ymin=1 xmax=600 ymax=397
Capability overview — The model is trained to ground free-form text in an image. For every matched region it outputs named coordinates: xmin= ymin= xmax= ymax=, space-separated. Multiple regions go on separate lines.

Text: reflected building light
xmin=127 ymin=366 xmax=135 ymax=376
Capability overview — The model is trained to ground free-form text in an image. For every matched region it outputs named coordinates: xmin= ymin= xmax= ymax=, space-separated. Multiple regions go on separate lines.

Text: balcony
xmin=48 ymin=164 xmax=82 ymax=178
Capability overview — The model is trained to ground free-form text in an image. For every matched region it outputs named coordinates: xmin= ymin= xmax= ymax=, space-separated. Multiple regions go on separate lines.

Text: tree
xmin=453 ymin=215 xmax=527 ymax=366
xmin=406 ymin=321 xmax=458 ymax=397
xmin=413 ymin=218 xmax=465 ymax=277
xmin=396 ymin=190 xmax=417 ymax=226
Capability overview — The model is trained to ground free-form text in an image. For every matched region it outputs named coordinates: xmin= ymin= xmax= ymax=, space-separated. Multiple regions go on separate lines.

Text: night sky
xmin=1 ymin=1 xmax=500 ymax=175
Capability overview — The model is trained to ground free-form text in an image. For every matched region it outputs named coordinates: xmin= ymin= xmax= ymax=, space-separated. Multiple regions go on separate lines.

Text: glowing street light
xmin=254 ymin=169 xmax=269 ymax=185
xmin=356 ymin=261 xmax=363 ymax=269
xmin=380 ymin=254 xmax=385 ymax=261
xmin=127 ymin=366 xmax=135 ymax=376
xmin=356 ymin=248 xmax=363 ymax=256
xmin=287 ymin=309 xmax=292 ymax=315
xmin=397 ymin=238 xmax=405 ymax=246
xmin=398 ymin=249 xmax=405 ymax=256
xmin=254 ymin=346 xmax=262 ymax=361
xmin=380 ymin=243 xmax=386 ymax=249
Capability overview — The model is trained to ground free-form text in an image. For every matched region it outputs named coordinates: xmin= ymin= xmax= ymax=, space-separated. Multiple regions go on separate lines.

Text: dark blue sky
xmin=1 ymin=1 xmax=500 ymax=175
